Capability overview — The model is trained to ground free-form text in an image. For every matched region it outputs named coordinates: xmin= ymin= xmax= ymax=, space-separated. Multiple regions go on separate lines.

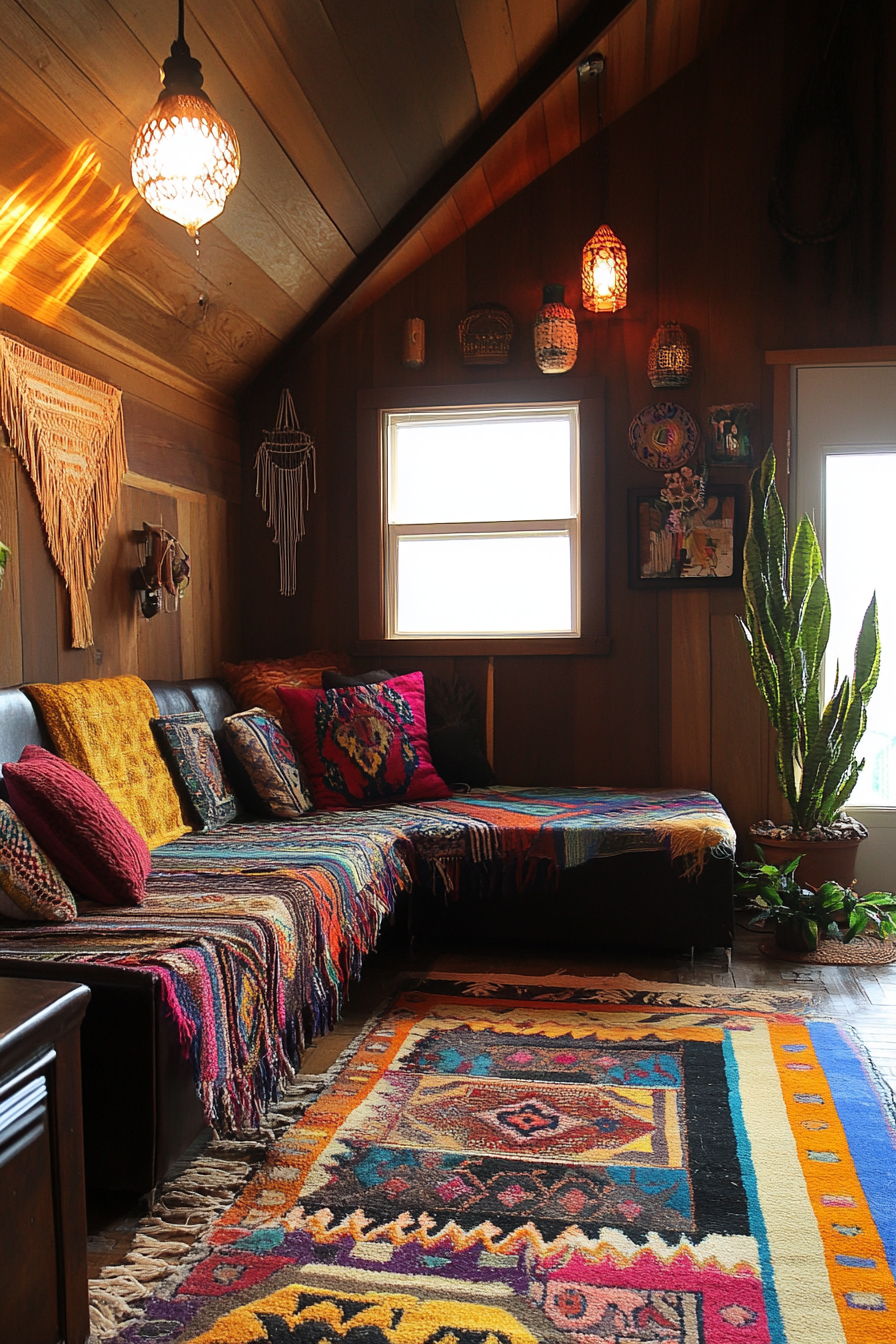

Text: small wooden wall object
xmin=402 ymin=318 xmax=425 ymax=368
xmin=534 ymin=284 xmax=578 ymax=374
xmin=459 ymin=306 xmax=514 ymax=365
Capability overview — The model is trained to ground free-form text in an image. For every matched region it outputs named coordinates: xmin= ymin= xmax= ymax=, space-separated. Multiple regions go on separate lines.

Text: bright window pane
xmin=825 ymin=451 xmax=896 ymax=804
xmin=396 ymin=534 xmax=573 ymax=635
xmin=388 ymin=411 xmax=575 ymax=523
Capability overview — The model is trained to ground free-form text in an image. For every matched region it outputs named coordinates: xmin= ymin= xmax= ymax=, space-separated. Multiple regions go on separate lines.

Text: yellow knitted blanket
xmin=26 ymin=676 xmax=188 ymax=850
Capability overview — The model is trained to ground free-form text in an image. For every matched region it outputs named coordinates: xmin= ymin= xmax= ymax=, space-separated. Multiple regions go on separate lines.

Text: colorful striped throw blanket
xmin=0 ymin=860 xmax=408 ymax=1131
xmin=153 ymin=787 xmax=736 ymax=895
xmin=0 ymin=788 xmax=733 ymax=1131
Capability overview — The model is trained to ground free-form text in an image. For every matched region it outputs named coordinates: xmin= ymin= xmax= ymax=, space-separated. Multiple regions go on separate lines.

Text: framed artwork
xmin=708 ymin=403 xmax=756 ymax=465
xmin=629 ymin=473 xmax=743 ymax=587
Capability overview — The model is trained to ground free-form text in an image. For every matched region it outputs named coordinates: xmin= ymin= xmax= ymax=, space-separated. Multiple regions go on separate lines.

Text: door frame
xmin=767 ymin=345 xmax=896 ymax=890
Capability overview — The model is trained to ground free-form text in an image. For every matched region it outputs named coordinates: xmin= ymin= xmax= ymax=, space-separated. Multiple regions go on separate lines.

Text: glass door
xmin=795 ymin=364 xmax=896 ymax=892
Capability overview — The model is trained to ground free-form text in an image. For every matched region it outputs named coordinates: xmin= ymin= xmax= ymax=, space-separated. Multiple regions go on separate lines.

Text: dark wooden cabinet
xmin=0 ymin=978 xmax=91 ymax=1344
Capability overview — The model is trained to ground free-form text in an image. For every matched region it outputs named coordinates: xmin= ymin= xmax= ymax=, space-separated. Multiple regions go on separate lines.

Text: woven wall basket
xmin=459 ymin=306 xmax=514 ymax=365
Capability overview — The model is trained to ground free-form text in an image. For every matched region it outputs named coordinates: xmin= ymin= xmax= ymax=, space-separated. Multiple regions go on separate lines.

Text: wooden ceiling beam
xmin=270 ymin=0 xmax=633 ymax=361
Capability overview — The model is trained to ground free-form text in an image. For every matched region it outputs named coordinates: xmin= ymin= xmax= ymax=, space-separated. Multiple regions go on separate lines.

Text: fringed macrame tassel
xmin=0 ymin=333 xmax=127 ymax=647
xmin=255 ymin=389 xmax=316 ymax=597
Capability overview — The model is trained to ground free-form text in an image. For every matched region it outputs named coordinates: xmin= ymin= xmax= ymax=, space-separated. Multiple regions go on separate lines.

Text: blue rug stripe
xmin=722 ymin=1032 xmax=786 ymax=1343
xmin=809 ymin=1020 xmax=896 ymax=1279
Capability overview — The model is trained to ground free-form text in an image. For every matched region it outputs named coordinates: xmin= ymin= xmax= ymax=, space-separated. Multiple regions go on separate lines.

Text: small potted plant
xmin=737 ymin=849 xmax=896 ymax=954
xmin=741 ymin=448 xmax=880 ymax=887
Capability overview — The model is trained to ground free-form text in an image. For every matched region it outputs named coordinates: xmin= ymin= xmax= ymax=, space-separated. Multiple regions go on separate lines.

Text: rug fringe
xmin=87 ymin=1048 xmax=372 ymax=1340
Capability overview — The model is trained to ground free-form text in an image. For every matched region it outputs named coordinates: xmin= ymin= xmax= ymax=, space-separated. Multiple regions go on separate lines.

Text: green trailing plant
xmin=741 ymin=447 xmax=880 ymax=833
xmin=737 ymin=847 xmax=896 ymax=951
xmin=0 ymin=539 xmax=9 ymax=590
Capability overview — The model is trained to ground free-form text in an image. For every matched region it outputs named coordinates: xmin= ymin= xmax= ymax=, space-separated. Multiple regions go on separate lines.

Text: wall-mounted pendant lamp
xmin=581 ymin=224 xmax=627 ymax=312
xmin=130 ymin=0 xmax=240 ymax=238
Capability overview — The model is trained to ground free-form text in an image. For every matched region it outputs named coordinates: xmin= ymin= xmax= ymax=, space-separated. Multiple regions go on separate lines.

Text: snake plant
xmin=741 ymin=448 xmax=880 ymax=833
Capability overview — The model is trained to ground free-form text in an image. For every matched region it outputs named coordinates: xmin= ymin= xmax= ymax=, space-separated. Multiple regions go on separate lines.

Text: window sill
xmin=351 ymin=636 xmax=612 ymax=657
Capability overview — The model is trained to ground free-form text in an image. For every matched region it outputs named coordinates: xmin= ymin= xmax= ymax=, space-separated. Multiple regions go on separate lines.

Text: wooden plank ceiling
xmin=0 ymin=0 xmax=747 ymax=403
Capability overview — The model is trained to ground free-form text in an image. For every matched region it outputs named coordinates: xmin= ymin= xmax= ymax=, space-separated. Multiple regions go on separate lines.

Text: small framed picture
xmin=708 ymin=403 xmax=756 ymax=465
xmin=629 ymin=474 xmax=743 ymax=587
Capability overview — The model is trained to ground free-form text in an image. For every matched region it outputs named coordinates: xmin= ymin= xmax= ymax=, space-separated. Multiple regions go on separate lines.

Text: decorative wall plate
xmin=629 ymin=401 xmax=700 ymax=471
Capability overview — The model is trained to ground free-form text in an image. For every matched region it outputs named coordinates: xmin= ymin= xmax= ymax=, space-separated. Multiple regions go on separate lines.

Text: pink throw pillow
xmin=277 ymin=671 xmax=450 ymax=810
xmin=4 ymin=745 xmax=151 ymax=906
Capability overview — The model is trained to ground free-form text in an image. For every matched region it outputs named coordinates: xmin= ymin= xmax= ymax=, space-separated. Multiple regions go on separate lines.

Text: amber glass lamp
xmin=130 ymin=0 xmax=240 ymax=238
xmin=581 ymin=224 xmax=627 ymax=312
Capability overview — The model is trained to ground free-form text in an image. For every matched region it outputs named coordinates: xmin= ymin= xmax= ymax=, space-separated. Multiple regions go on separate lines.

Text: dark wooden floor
xmin=86 ymin=926 xmax=896 ymax=1279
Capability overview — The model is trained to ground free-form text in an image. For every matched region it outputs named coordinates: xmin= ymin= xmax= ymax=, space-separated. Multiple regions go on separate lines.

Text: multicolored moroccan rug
xmin=103 ymin=975 xmax=896 ymax=1344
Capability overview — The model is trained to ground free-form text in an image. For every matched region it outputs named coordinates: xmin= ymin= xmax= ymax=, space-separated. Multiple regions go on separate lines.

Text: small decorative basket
xmin=459 ymin=306 xmax=514 ymax=365
xmin=533 ymin=284 xmax=578 ymax=374
xmin=648 ymin=322 xmax=693 ymax=388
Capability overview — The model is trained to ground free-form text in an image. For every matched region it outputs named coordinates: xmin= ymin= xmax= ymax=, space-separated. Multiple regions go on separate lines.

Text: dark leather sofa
xmin=0 ymin=677 xmax=735 ymax=1195
xmin=0 ymin=679 xmax=233 ymax=1193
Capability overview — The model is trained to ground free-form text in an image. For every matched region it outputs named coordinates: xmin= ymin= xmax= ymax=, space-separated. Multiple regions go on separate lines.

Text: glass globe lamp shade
xmin=131 ymin=91 xmax=240 ymax=237
xmin=581 ymin=224 xmax=627 ymax=313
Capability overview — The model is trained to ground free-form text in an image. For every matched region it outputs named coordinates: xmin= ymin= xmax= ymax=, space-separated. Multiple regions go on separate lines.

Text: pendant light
xmin=130 ymin=0 xmax=240 ymax=239
xmin=581 ymin=224 xmax=627 ymax=312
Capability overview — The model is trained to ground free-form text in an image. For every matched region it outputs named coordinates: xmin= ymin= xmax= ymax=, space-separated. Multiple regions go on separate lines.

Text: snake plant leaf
xmin=824 ymin=760 xmax=862 ymax=823
xmin=790 ymin=516 xmax=822 ymax=620
xmin=798 ymin=678 xmax=848 ymax=820
xmin=798 ymin=574 xmax=830 ymax=688
xmin=853 ymin=596 xmax=880 ymax=701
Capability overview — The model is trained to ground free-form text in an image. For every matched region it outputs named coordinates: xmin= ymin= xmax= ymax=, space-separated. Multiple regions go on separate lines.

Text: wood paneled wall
xmin=238 ymin=0 xmax=894 ymax=845
xmin=0 ymin=307 xmax=241 ymax=691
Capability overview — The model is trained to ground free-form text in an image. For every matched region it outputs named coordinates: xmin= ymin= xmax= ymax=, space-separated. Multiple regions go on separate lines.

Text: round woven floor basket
xmin=760 ymin=935 xmax=896 ymax=965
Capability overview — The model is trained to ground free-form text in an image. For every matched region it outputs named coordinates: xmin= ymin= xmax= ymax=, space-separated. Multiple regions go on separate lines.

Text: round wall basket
xmin=628 ymin=402 xmax=700 ymax=471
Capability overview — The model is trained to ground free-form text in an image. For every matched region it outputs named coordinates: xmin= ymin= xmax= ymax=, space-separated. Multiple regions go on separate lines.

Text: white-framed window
xmin=381 ymin=403 xmax=580 ymax=639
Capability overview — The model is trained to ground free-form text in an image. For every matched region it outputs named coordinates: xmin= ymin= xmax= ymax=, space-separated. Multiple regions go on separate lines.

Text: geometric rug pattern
xmin=112 ymin=978 xmax=896 ymax=1344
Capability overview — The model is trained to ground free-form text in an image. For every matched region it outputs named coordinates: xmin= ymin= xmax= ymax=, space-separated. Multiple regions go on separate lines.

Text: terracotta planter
xmin=751 ymin=835 xmax=863 ymax=891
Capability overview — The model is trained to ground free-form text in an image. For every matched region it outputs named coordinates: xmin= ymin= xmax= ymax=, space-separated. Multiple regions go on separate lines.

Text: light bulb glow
xmin=130 ymin=93 xmax=240 ymax=237
xmin=581 ymin=223 xmax=627 ymax=313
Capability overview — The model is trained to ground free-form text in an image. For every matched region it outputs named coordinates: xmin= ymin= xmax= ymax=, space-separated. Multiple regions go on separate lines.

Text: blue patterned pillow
xmin=151 ymin=711 xmax=238 ymax=831
xmin=222 ymin=709 xmax=314 ymax=819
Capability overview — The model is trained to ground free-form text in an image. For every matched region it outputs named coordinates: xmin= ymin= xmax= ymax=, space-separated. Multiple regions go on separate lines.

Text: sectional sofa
xmin=0 ymin=675 xmax=735 ymax=1193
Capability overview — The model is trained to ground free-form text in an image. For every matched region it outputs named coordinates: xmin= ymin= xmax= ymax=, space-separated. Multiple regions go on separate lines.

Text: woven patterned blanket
xmin=0 ymin=789 xmax=732 ymax=1130
xmin=154 ymin=788 xmax=736 ymax=901
xmin=397 ymin=787 xmax=736 ymax=889
xmin=0 ymin=864 xmax=402 ymax=1131
xmin=151 ymin=816 xmax=415 ymax=986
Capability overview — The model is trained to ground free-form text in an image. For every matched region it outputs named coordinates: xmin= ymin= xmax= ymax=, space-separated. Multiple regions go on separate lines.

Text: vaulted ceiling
xmin=0 ymin=0 xmax=748 ymax=407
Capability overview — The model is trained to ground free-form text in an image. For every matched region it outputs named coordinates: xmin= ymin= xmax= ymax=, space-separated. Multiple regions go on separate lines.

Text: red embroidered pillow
xmin=277 ymin=672 xmax=450 ymax=810
xmin=3 ymin=745 xmax=151 ymax=906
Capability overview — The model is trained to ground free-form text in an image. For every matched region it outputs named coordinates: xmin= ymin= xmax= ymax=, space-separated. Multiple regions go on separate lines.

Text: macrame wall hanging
xmin=0 ymin=333 xmax=127 ymax=647
xmin=255 ymin=388 xmax=316 ymax=596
